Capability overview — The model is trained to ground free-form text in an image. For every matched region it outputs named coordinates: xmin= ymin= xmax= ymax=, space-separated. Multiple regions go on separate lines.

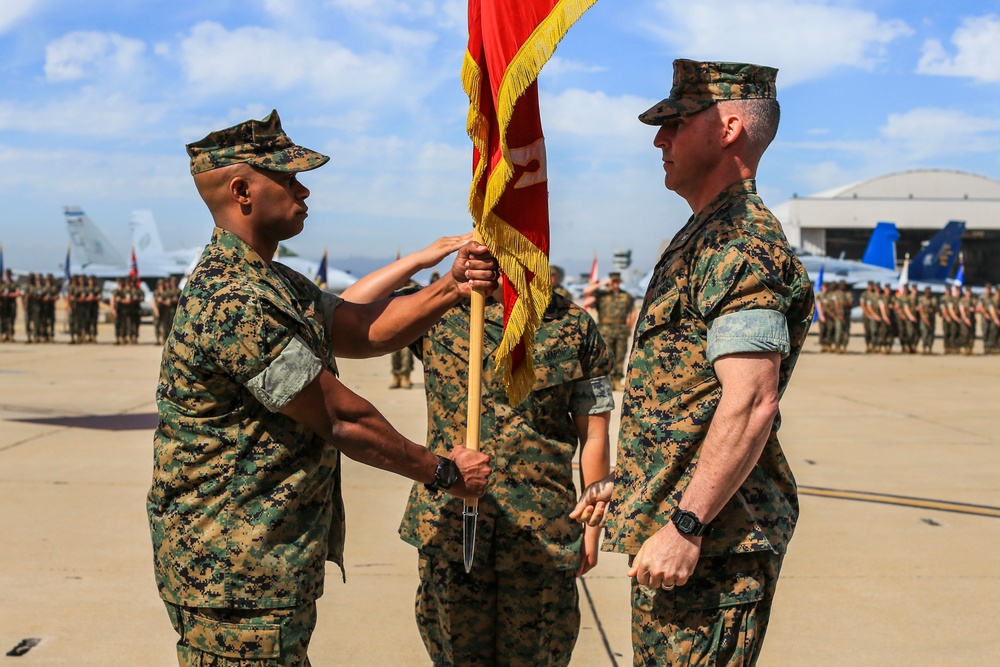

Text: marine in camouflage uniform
xmin=837 ymin=281 xmax=852 ymax=352
xmin=584 ymin=271 xmax=634 ymax=389
xmin=0 ymin=270 xmax=20 ymax=342
xmin=958 ymin=286 xmax=977 ymax=355
xmin=389 ymin=280 xmax=420 ymax=389
xmin=550 ymin=264 xmax=573 ymax=302
xmin=399 ymin=290 xmax=614 ymax=667
xmin=977 ymin=284 xmax=998 ymax=354
xmin=988 ymin=287 xmax=1000 ymax=354
xmin=814 ymin=284 xmax=830 ymax=351
xmin=148 ymin=110 xmax=493 ymax=667
xmin=916 ymin=287 xmax=938 ymax=354
xmin=22 ymin=273 xmax=39 ymax=343
xmin=111 ymin=278 xmax=127 ymax=344
xmin=897 ymin=285 xmax=918 ymax=354
xmin=602 ymin=60 xmax=814 ymax=667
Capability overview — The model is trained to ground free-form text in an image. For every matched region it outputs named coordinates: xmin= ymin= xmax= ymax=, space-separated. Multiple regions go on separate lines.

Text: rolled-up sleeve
xmin=245 ymin=335 xmax=323 ymax=412
xmin=706 ymin=309 xmax=790 ymax=363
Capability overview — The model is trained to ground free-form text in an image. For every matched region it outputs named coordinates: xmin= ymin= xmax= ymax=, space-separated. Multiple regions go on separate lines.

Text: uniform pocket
xmin=183 ymin=610 xmax=281 ymax=659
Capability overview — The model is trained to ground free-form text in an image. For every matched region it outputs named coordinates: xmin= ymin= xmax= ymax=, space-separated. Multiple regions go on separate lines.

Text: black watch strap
xmin=671 ymin=508 xmax=711 ymax=537
xmin=426 ymin=456 xmax=459 ymax=492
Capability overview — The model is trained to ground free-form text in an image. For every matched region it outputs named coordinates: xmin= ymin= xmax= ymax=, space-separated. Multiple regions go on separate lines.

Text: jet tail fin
xmin=908 ymin=221 xmax=965 ymax=282
xmin=64 ymin=206 xmax=125 ymax=269
xmin=861 ymin=222 xmax=899 ymax=270
xmin=130 ymin=210 xmax=165 ymax=257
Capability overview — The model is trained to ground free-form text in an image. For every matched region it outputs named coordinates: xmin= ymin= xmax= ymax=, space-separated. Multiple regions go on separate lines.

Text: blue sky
xmin=2 ymin=0 xmax=1000 ymax=278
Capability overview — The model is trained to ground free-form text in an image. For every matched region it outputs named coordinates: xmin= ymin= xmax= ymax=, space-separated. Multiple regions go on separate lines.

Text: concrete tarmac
xmin=1 ymin=322 xmax=999 ymax=665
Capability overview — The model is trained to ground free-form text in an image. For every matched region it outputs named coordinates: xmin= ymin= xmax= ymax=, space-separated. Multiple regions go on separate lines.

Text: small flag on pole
xmin=314 ymin=249 xmax=328 ymax=289
xmin=812 ymin=260 xmax=825 ymax=322
xmin=62 ymin=245 xmax=71 ymax=297
xmin=955 ymin=254 xmax=965 ymax=286
xmin=897 ymin=253 xmax=910 ymax=295
xmin=129 ymin=247 xmax=139 ymax=279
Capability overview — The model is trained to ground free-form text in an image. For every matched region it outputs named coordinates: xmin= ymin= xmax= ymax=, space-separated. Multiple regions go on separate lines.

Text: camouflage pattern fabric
xmin=918 ymin=293 xmax=938 ymax=352
xmin=593 ymin=288 xmax=635 ymax=381
xmin=416 ymin=554 xmax=580 ymax=667
xmin=165 ymin=600 xmax=316 ymax=667
xmin=553 ymin=284 xmax=573 ymax=301
xmin=0 ymin=277 xmax=18 ymax=341
xmin=186 ymin=110 xmax=329 ymax=176
xmin=639 ymin=60 xmax=777 ymax=125
xmin=148 ymin=227 xmax=345 ymax=613
xmin=631 ymin=553 xmax=782 ymax=667
xmin=400 ymin=291 xmax=613 ymax=569
xmin=390 ymin=347 xmax=414 ymax=374
xmin=604 ymin=179 xmax=814 ymax=561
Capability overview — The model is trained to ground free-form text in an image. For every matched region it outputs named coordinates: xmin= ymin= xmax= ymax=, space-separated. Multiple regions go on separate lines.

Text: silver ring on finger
xmin=661 ymin=583 xmax=675 ymax=591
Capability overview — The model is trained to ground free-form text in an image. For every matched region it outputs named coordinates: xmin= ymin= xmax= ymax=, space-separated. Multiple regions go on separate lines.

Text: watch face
xmin=676 ymin=514 xmax=696 ymax=533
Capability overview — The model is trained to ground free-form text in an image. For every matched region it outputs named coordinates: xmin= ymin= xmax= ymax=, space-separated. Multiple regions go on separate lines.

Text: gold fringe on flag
xmin=463 ymin=0 xmax=599 ymax=405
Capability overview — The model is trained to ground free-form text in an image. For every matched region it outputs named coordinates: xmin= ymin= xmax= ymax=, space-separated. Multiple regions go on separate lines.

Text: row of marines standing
xmin=0 ymin=271 xmax=64 ymax=343
xmin=817 ymin=280 xmax=1000 ymax=355
xmin=0 ymin=272 xmax=183 ymax=345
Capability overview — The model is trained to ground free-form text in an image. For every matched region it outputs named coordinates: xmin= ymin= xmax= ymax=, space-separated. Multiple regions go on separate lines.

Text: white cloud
xmin=0 ymin=0 xmax=42 ymax=34
xmin=44 ymin=31 xmax=146 ymax=83
xmin=175 ymin=22 xmax=424 ymax=108
xmin=880 ymin=107 xmax=1000 ymax=160
xmin=647 ymin=0 xmax=912 ymax=86
xmin=541 ymin=89 xmax=652 ymax=145
xmin=542 ymin=56 xmax=607 ymax=78
xmin=0 ymin=91 xmax=168 ymax=138
xmin=917 ymin=15 xmax=1000 ymax=83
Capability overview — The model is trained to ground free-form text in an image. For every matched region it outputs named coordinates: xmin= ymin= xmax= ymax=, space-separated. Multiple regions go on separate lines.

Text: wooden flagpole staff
xmin=463 ymin=229 xmax=486 ymax=573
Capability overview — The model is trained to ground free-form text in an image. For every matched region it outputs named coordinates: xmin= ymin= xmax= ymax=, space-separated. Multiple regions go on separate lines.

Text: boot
xmin=400 ymin=374 xmax=412 ymax=389
xmin=389 ymin=373 xmax=401 ymax=389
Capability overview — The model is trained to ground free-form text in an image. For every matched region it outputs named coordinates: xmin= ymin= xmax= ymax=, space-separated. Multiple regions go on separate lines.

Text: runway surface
xmin=2 ymin=322 xmax=998 ymax=665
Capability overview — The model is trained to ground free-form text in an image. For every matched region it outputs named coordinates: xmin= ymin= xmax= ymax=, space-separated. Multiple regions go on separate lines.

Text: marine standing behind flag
xmin=465 ymin=0 xmax=598 ymax=403
xmin=461 ymin=0 xmax=599 ymax=573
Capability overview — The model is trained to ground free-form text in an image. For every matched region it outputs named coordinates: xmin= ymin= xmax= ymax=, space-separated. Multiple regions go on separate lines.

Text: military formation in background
xmin=153 ymin=278 xmax=181 ymax=345
xmin=815 ymin=280 xmax=1000 ymax=355
xmin=1 ymin=272 xmax=164 ymax=346
xmin=65 ymin=275 xmax=102 ymax=344
xmin=0 ymin=270 xmax=20 ymax=341
xmin=110 ymin=277 xmax=145 ymax=345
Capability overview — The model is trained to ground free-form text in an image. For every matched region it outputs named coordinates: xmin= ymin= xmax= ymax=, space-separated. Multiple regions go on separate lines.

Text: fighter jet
xmin=797 ymin=220 xmax=966 ymax=291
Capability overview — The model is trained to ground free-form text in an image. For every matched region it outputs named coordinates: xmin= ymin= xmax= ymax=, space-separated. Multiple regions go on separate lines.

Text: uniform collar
xmin=209 ymin=227 xmax=298 ymax=306
xmin=661 ymin=179 xmax=758 ymax=258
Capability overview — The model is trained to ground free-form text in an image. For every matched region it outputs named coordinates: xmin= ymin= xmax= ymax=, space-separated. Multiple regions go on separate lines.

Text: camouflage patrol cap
xmin=608 ymin=271 xmax=622 ymax=281
xmin=639 ymin=59 xmax=778 ymax=125
xmin=186 ymin=109 xmax=330 ymax=175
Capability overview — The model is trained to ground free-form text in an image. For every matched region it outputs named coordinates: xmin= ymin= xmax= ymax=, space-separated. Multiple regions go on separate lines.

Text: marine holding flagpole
xmin=146 ymin=110 xmax=497 ymax=666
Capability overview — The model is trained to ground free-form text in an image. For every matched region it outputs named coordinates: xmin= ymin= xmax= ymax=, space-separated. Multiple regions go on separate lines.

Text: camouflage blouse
xmin=399 ymin=293 xmax=614 ymax=570
xmin=603 ymin=180 xmax=814 ymax=558
xmin=147 ymin=228 xmax=344 ymax=610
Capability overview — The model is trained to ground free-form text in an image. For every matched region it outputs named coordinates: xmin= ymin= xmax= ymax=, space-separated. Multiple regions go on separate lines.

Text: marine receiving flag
xmin=465 ymin=0 xmax=598 ymax=405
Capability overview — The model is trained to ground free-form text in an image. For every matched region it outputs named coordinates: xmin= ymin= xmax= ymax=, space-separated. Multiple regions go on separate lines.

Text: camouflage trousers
xmin=416 ymin=553 xmax=580 ymax=667
xmin=630 ymin=552 xmax=783 ymax=667
xmin=391 ymin=347 xmax=414 ymax=374
xmin=599 ymin=324 xmax=630 ymax=381
xmin=164 ymin=601 xmax=316 ymax=667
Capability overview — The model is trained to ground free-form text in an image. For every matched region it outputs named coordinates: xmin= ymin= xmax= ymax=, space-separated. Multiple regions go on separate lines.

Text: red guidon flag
xmin=464 ymin=0 xmax=597 ymax=405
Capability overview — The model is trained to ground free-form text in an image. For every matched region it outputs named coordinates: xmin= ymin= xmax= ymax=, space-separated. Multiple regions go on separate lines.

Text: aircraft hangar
xmin=773 ymin=169 xmax=1000 ymax=285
